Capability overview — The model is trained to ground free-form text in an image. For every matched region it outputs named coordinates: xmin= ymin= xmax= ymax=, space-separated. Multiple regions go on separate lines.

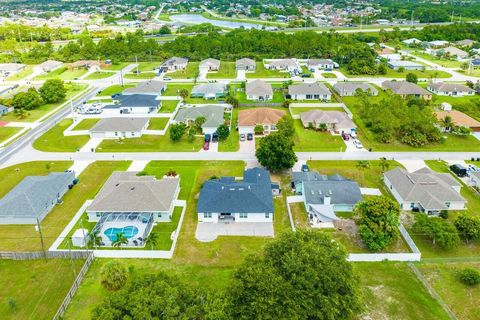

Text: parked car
xmin=212 ymin=133 xmax=218 ymax=142
xmin=350 ymin=130 xmax=357 ymax=139
xmin=203 ymin=141 xmax=210 ymax=150
xmin=247 ymin=133 xmax=253 ymax=141
xmin=468 ymin=164 xmax=479 ymax=172
xmin=205 ymin=134 xmax=211 ymax=142
xmin=111 ymin=93 xmax=121 ymax=99
xmin=450 ymin=164 xmax=468 ymax=177
xmin=341 ymin=132 xmax=350 ymax=141
xmin=301 ymin=164 xmax=309 ymax=172
xmin=353 ymin=139 xmax=363 ymax=149
xmin=240 ymin=133 xmax=246 ymax=141
xmin=163 ymin=76 xmax=172 ymax=81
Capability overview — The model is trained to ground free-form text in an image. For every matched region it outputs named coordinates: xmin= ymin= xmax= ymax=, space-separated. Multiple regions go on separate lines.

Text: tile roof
xmin=435 ymin=110 xmax=480 ymax=128
xmin=238 ymin=107 xmax=286 ymax=126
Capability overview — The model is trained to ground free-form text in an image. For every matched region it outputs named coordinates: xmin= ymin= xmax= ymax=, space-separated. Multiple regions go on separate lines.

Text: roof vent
xmin=130 ymin=187 xmax=135 ymax=191
xmin=329 ymin=189 xmax=332 ymax=195
xmin=115 ymin=183 xmax=120 ymax=187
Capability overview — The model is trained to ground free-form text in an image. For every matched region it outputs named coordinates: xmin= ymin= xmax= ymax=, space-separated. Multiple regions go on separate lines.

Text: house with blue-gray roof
xmin=0 ymin=172 xmax=76 ymax=224
xmin=197 ymin=168 xmax=275 ymax=223
xmin=102 ymin=94 xmax=160 ymax=116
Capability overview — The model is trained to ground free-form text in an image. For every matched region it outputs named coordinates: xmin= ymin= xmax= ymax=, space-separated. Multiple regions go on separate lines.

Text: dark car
xmin=450 ymin=164 xmax=468 ymax=177
xmin=212 ymin=133 xmax=218 ymax=142
xmin=205 ymin=134 xmax=211 ymax=142
xmin=111 ymin=93 xmax=121 ymax=99
xmin=341 ymin=132 xmax=350 ymax=141
xmin=247 ymin=133 xmax=253 ymax=141
xmin=203 ymin=141 xmax=210 ymax=150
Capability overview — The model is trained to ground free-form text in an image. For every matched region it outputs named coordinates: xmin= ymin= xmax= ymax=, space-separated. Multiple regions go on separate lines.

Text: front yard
xmin=206 ymin=61 xmax=237 ymax=79
xmin=33 ymin=119 xmax=90 ymax=152
xmin=246 ymin=62 xmax=289 ymax=78
xmin=167 ymin=62 xmax=200 ymax=79
xmin=0 ymin=126 xmax=22 ymax=144
xmin=293 ymin=120 xmax=346 ymax=151
xmin=147 ymin=117 xmax=169 ymax=130
xmin=34 ymin=67 xmax=88 ymax=81
xmin=72 ymin=118 xmax=100 ymax=131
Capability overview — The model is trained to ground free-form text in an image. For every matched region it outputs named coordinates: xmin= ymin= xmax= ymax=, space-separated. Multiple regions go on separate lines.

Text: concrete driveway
xmin=195 ymin=222 xmax=274 ymax=242
xmin=398 ymin=160 xmax=427 ymax=172
xmin=239 ymin=137 xmax=255 ymax=152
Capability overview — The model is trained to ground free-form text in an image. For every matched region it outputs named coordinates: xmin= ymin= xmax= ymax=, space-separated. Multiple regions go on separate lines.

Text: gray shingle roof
xmin=0 ymin=63 xmax=25 ymax=72
xmin=200 ymin=58 xmax=220 ymax=69
xmin=36 ymin=60 xmax=63 ymax=70
xmin=246 ymin=79 xmax=273 ymax=97
xmin=428 ymin=82 xmax=475 ymax=94
xmin=160 ymin=57 xmax=188 ymax=67
xmin=307 ymin=59 xmax=334 ymax=67
xmin=197 ymin=168 xmax=274 ymax=214
xmin=115 ymin=94 xmax=160 ymax=108
xmin=175 ymin=105 xmax=225 ymax=129
xmin=236 ymin=58 xmax=256 ymax=68
xmin=86 ymin=172 xmax=179 ymax=212
xmin=288 ymin=82 xmax=330 ymax=96
xmin=300 ymin=110 xmax=355 ymax=129
xmin=123 ymin=80 xmax=166 ymax=95
xmin=91 ymin=118 xmax=149 ymax=133
xmin=382 ymin=81 xmax=431 ymax=96
xmin=333 ymin=82 xmax=378 ymax=96
xmin=191 ymin=83 xmax=226 ymax=97
xmin=301 ymin=173 xmax=362 ymax=206
xmin=0 ymin=172 xmax=75 ymax=222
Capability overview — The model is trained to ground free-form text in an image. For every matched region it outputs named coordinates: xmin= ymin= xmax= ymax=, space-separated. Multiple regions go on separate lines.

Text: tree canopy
xmin=256 ymin=132 xmax=297 ymax=172
xmin=39 ymin=79 xmax=66 ymax=103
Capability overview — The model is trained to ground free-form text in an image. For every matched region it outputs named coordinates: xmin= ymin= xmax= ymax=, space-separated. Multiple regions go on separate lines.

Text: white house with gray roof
xmin=300 ymin=110 xmax=355 ymax=134
xmin=199 ymin=58 xmax=221 ymax=71
xmin=34 ymin=60 xmax=63 ymax=73
xmin=0 ymin=172 xmax=75 ymax=224
xmin=174 ymin=105 xmax=225 ymax=134
xmin=90 ymin=117 xmax=149 ymax=139
xmin=382 ymin=81 xmax=432 ymax=100
xmin=384 ymin=167 xmax=466 ymax=214
xmin=306 ymin=59 xmax=337 ymax=70
xmin=288 ymin=82 xmax=331 ymax=100
xmin=123 ymin=80 xmax=166 ymax=97
xmin=246 ymin=79 xmax=273 ymax=101
xmin=235 ymin=58 xmax=256 ymax=71
xmin=191 ymin=83 xmax=226 ymax=99
xmin=387 ymin=60 xmax=424 ymax=71
xmin=157 ymin=57 xmax=188 ymax=72
xmin=0 ymin=63 xmax=26 ymax=77
xmin=333 ymin=82 xmax=379 ymax=96
xmin=427 ymin=82 xmax=475 ymax=97
xmin=264 ymin=59 xmax=301 ymax=73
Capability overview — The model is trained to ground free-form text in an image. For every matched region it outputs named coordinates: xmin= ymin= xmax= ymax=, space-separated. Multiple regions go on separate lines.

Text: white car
xmin=350 ymin=131 xmax=357 ymax=139
xmin=353 ymin=139 xmax=363 ymax=149
xmin=240 ymin=133 xmax=246 ymax=142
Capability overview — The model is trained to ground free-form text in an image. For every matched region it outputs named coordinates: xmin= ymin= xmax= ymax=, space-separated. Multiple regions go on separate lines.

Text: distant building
xmin=333 ymin=82 xmax=378 ymax=96
xmin=387 ymin=60 xmax=424 ymax=71
xmin=288 ymin=83 xmax=331 ymax=100
xmin=382 ymin=81 xmax=432 ymax=100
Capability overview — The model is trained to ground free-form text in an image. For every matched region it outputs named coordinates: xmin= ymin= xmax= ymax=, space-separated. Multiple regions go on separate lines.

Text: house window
xmin=265 ymin=212 xmax=270 ymax=219
xmin=204 ymin=212 xmax=212 ymax=218
xmin=410 ymin=202 xmax=415 ymax=209
xmin=306 ymin=94 xmax=312 ymax=99
xmin=96 ymin=212 xmax=101 ymax=217
xmin=445 ymin=202 xmax=451 ymax=208
xmin=131 ymin=132 xmax=135 ymax=136
xmin=157 ymin=213 xmax=162 ymax=218
xmin=114 ymin=132 xmax=118 ymax=136
xmin=240 ymin=213 xmax=248 ymax=218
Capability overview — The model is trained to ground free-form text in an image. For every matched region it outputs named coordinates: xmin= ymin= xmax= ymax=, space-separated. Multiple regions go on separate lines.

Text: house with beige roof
xmin=246 ymin=80 xmax=273 ymax=101
xmin=428 ymin=46 xmax=469 ymax=60
xmin=90 ymin=117 xmax=150 ymax=139
xmin=34 ymin=60 xmax=63 ymax=73
xmin=435 ymin=110 xmax=480 ymax=132
xmin=384 ymin=167 xmax=466 ymax=214
xmin=238 ymin=108 xmax=286 ymax=135
xmin=427 ymin=82 xmax=475 ymax=97
xmin=236 ymin=58 xmax=256 ymax=71
xmin=382 ymin=81 xmax=432 ymax=100
xmin=288 ymin=83 xmax=331 ymax=101
xmin=199 ymin=58 xmax=220 ymax=71
xmin=300 ymin=110 xmax=355 ymax=134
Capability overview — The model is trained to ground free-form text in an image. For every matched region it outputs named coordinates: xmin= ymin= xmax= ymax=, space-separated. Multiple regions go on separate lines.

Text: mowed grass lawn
xmin=218 ymin=110 xmax=239 ymax=152
xmin=162 ymin=83 xmax=194 ymax=96
xmin=206 ymin=61 xmax=237 ymax=79
xmin=0 ymin=126 xmax=22 ymax=144
xmin=33 ymin=119 xmax=90 ymax=152
xmin=34 ymin=67 xmax=88 ymax=80
xmin=246 ymin=62 xmax=290 ymax=78
xmin=5 ymin=65 xmax=33 ymax=81
xmin=124 ymin=72 xmax=156 ymax=79
xmin=0 ymin=161 xmax=130 ymax=251
xmin=416 ymin=262 xmax=480 ymax=320
xmin=0 ymin=258 xmax=85 ymax=320
xmin=339 ymin=66 xmax=451 ymax=79
xmin=72 ymin=118 xmax=100 ymax=130
xmin=96 ymin=128 xmax=203 ymax=152
xmin=159 ymin=99 xmax=179 ymax=112
xmin=293 ymin=120 xmax=345 ymax=151
xmin=167 ymin=62 xmax=200 ymax=79
xmin=97 ymin=84 xmax=135 ymax=97
xmin=135 ymin=61 xmax=162 ymax=72
xmin=147 ymin=117 xmax=169 ymax=130
xmin=84 ymin=71 xmax=114 ymax=80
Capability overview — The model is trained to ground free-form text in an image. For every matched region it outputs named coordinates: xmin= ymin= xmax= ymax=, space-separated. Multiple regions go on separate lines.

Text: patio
xmin=195 ymin=222 xmax=274 ymax=242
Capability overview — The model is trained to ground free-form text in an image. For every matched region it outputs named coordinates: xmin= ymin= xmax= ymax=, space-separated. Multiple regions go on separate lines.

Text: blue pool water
xmin=104 ymin=226 xmax=139 ymax=242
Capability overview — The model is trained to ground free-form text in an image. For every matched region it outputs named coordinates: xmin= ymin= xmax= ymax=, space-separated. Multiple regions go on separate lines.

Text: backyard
xmin=167 ymin=62 xmax=200 ymax=79
xmin=293 ymin=119 xmax=346 ymax=151
xmin=159 ymin=99 xmax=179 ymax=113
xmin=33 ymin=119 xmax=90 ymax=152
xmin=246 ymin=62 xmax=290 ymax=78
xmin=147 ymin=117 xmax=169 ymax=130
xmin=206 ymin=61 xmax=236 ymax=79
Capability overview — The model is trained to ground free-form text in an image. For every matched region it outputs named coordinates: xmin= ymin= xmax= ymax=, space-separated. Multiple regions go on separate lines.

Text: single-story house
xmin=435 ymin=110 xmax=480 ymax=132
xmin=0 ymin=104 xmax=12 ymax=115
xmin=264 ymin=59 xmax=301 ymax=73
xmin=427 ymin=82 xmax=475 ymax=97
xmin=382 ymin=81 xmax=432 ymax=100
xmin=102 ymin=94 xmax=160 ymax=116
xmin=428 ymin=46 xmax=469 ymax=60
xmin=90 ymin=117 xmax=149 ymax=139
xmin=0 ymin=63 xmax=26 ymax=77
xmin=238 ymin=107 xmax=286 ymax=135
xmin=307 ymin=59 xmax=337 ymax=71
xmin=197 ymin=168 xmax=275 ymax=224
xmin=456 ymin=39 xmax=475 ymax=47
xmin=191 ymin=83 xmax=226 ymax=99
xmin=428 ymin=40 xmax=449 ymax=48
xmin=69 ymin=60 xmax=100 ymax=70
xmin=123 ymin=80 xmax=166 ymax=97
xmin=333 ymin=82 xmax=378 ymax=96
xmin=245 ymin=79 xmax=273 ymax=101
xmin=157 ymin=57 xmax=188 ymax=72
xmin=199 ymin=58 xmax=220 ymax=71
xmin=288 ymin=82 xmax=331 ymax=101
xmin=402 ymin=38 xmax=422 ymax=46
xmin=235 ymin=58 xmax=256 ymax=71
xmin=0 ymin=172 xmax=76 ymax=224
xmin=472 ymin=58 xmax=480 ymax=68
xmin=387 ymin=60 xmax=424 ymax=71
xmin=384 ymin=167 xmax=466 ymax=214
xmin=300 ymin=110 xmax=355 ymax=133
xmin=86 ymin=172 xmax=180 ymax=246
xmin=34 ymin=60 xmax=63 ymax=73
xmin=174 ymin=105 xmax=225 ymax=134
xmin=292 ymin=170 xmax=362 ymax=223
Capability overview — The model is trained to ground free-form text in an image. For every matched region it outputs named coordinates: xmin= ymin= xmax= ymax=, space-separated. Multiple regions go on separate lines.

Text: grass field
xmin=135 ymin=61 xmax=162 ymax=72
xmin=162 ymin=83 xmax=194 ymax=96
xmin=33 ymin=119 xmax=90 ymax=152
xmin=206 ymin=61 xmax=237 ymax=79
xmin=339 ymin=66 xmax=451 ymax=79
xmin=293 ymin=120 xmax=345 ymax=151
xmin=101 ymin=62 xmax=130 ymax=71
xmin=147 ymin=117 xmax=169 ymax=130
xmin=6 ymin=65 xmax=33 ymax=81
xmin=167 ymin=62 xmax=200 ymax=79
xmin=0 ymin=259 xmax=85 ymax=320
xmin=408 ymin=49 xmax=463 ymax=68
xmin=159 ymin=99 xmax=179 ymax=112
xmin=34 ymin=67 xmax=88 ymax=80
xmin=246 ymin=62 xmax=289 ymax=78
xmin=218 ymin=110 xmax=239 ymax=152
xmin=72 ymin=118 xmax=100 ymax=130
xmin=97 ymin=84 xmax=135 ymax=97
xmin=84 ymin=71 xmax=114 ymax=80
xmin=322 ymin=72 xmax=337 ymax=78
xmin=0 ymin=126 xmax=21 ymax=144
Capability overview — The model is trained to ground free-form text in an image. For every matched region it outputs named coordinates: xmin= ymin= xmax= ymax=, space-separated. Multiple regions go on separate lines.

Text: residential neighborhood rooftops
xmin=307 ymin=59 xmax=335 ymax=67
xmin=161 ymin=56 xmax=188 ymax=67
xmin=333 ymin=82 xmax=378 ymax=96
xmin=238 ymin=108 xmax=286 ymax=126
xmin=382 ymin=81 xmax=431 ymax=96
xmin=197 ymin=167 xmax=274 ymax=214
xmin=387 ymin=60 xmax=424 ymax=68
xmin=114 ymin=94 xmax=160 ymax=107
xmin=267 ymin=58 xmax=298 ymax=69
xmin=86 ymin=172 xmax=180 ymax=213
xmin=91 ymin=117 xmax=149 ymax=133
xmin=36 ymin=60 xmax=63 ymax=70
xmin=0 ymin=63 xmax=26 ymax=72
xmin=191 ymin=83 xmax=226 ymax=98
xmin=440 ymin=46 xmax=468 ymax=57
xmin=288 ymin=82 xmax=330 ymax=96
xmin=456 ymin=39 xmax=475 ymax=47
xmin=199 ymin=58 xmax=220 ymax=69
xmin=175 ymin=105 xmax=225 ymax=129
xmin=245 ymin=79 xmax=273 ymax=97
xmin=427 ymin=82 xmax=475 ymax=94
xmin=69 ymin=60 xmax=100 ymax=68
xmin=235 ymin=58 xmax=256 ymax=68
xmin=123 ymin=80 xmax=166 ymax=96
xmin=300 ymin=110 xmax=355 ymax=129
xmin=435 ymin=110 xmax=480 ymax=129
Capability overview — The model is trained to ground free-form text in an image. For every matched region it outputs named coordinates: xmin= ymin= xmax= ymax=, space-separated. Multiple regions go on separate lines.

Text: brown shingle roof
xmin=435 ymin=110 xmax=480 ymax=128
xmin=238 ymin=108 xmax=286 ymax=126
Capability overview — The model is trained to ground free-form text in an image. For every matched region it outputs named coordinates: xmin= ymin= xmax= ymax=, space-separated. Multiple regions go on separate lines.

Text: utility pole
xmin=36 ymin=218 xmax=46 ymax=260
xmin=119 ymin=69 xmax=124 ymax=87
xmin=135 ymin=55 xmax=139 ymax=74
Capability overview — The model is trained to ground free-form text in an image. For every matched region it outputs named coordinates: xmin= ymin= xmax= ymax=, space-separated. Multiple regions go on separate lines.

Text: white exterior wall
xmin=198 ymin=212 xmax=273 ymax=223
xmin=291 ymin=93 xmax=331 ymax=100
xmin=101 ymin=106 xmax=154 ymax=117
xmin=239 ymin=126 xmax=254 ymax=134
xmin=90 ymin=130 xmax=144 ymax=139
xmin=428 ymin=88 xmax=474 ymax=97
xmin=203 ymin=126 xmax=217 ymax=135
xmin=246 ymin=94 xmax=272 ymax=101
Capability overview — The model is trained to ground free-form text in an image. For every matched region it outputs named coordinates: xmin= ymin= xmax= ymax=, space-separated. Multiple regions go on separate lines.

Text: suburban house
xmin=0 ymin=63 xmax=26 ymax=77
xmin=191 ymin=83 xmax=227 ymax=99
xmin=0 ymin=172 xmax=76 ymax=224
xmin=306 ymin=59 xmax=337 ymax=71
xmin=387 ymin=60 xmax=424 ymax=71
xmin=428 ymin=40 xmax=449 ymax=48
xmin=264 ymin=59 xmax=301 ymax=73
xmin=291 ymin=170 xmax=362 ymax=223
xmin=402 ymin=38 xmax=422 ymax=46
xmin=34 ymin=60 xmax=63 ymax=73
xmin=157 ymin=57 xmax=188 ymax=72
xmin=435 ymin=110 xmax=480 ymax=132
xmin=90 ymin=117 xmax=149 ymax=139
xmin=428 ymin=46 xmax=469 ymax=60
xmin=333 ymin=82 xmax=379 ymax=96
xmin=384 ymin=167 xmax=466 ymax=214
xmin=455 ymin=39 xmax=475 ymax=47
xmin=69 ymin=60 xmax=100 ymax=71
xmin=174 ymin=105 xmax=225 ymax=134
xmin=300 ymin=110 xmax=356 ymax=134
xmin=102 ymin=94 xmax=160 ymax=115
xmin=86 ymin=172 xmax=180 ymax=246
xmin=238 ymin=108 xmax=286 ymax=135
xmin=197 ymin=168 xmax=274 ymax=224
xmin=0 ymin=104 xmax=12 ymax=115
xmin=235 ymin=58 xmax=256 ymax=71
xmin=199 ymin=58 xmax=220 ymax=71
xmin=245 ymin=79 xmax=273 ymax=101
xmin=123 ymin=80 xmax=167 ymax=97
xmin=427 ymin=82 xmax=475 ymax=96
xmin=288 ymin=82 xmax=331 ymax=101
xmin=382 ymin=81 xmax=433 ymax=100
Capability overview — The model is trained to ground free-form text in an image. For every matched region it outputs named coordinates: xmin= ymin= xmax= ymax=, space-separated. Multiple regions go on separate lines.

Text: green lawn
xmin=246 ymin=62 xmax=289 ymax=78
xmin=159 ymin=99 xmax=179 ymax=112
xmin=147 ymin=117 xmax=169 ymax=130
xmin=167 ymin=62 xmax=200 ymax=79
xmin=289 ymin=106 xmax=345 ymax=115
xmin=97 ymin=84 xmax=135 ymax=97
xmin=293 ymin=120 xmax=346 ymax=151
xmin=163 ymin=83 xmax=194 ymax=96
xmin=408 ymin=49 xmax=463 ymax=68
xmin=149 ymin=206 xmax=183 ymax=250
xmin=0 ymin=161 xmax=130 ymax=251
xmin=6 ymin=65 xmax=33 ymax=81
xmin=206 ymin=61 xmax=237 ymax=79
xmin=218 ymin=110 xmax=239 ymax=152
xmin=135 ymin=61 xmax=162 ymax=72
xmin=354 ymin=262 xmax=449 ymax=320
xmin=322 ymin=72 xmax=337 ymax=78
xmin=84 ymin=71 xmax=114 ymax=80
xmin=339 ymin=66 xmax=451 ymax=79
xmin=33 ymin=119 xmax=90 ymax=152
xmin=0 ymin=126 xmax=22 ymax=144
xmin=96 ymin=128 xmax=203 ymax=152
xmin=72 ymin=118 xmax=100 ymax=130
xmin=0 ymin=258 xmax=85 ymax=320
xmin=236 ymin=88 xmax=285 ymax=104
xmin=101 ymin=62 xmax=130 ymax=71
xmin=416 ymin=262 xmax=480 ymax=320
xmin=123 ymin=72 xmax=157 ymax=79
xmin=34 ymin=67 xmax=88 ymax=80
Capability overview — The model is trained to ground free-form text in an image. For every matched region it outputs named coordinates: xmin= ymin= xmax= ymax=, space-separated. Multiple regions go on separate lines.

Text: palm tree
xmin=112 ymin=232 xmax=128 ymax=248
xmin=88 ymin=229 xmax=103 ymax=249
xmin=14 ymin=108 xmax=29 ymax=119
xmin=195 ymin=116 xmax=206 ymax=129
xmin=178 ymin=88 xmax=189 ymax=100
xmin=379 ymin=157 xmax=390 ymax=172
xmin=146 ymin=232 xmax=158 ymax=250
xmin=441 ymin=115 xmax=455 ymax=132
xmin=356 ymin=160 xmax=370 ymax=171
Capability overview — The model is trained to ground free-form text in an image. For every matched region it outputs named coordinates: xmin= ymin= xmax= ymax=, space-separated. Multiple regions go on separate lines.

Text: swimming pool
xmin=104 ymin=226 xmax=139 ymax=242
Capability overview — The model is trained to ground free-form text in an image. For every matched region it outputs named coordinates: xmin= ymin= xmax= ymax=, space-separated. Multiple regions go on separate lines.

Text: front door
xmin=219 ymin=213 xmax=235 ymax=222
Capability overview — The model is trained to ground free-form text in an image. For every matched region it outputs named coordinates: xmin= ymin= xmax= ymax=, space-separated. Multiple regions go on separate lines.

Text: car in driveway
xmin=353 ymin=139 xmax=363 ymax=149
xmin=247 ymin=133 xmax=253 ymax=141
xmin=341 ymin=132 xmax=350 ymax=141
xmin=205 ymin=134 xmax=211 ymax=142
xmin=212 ymin=133 xmax=218 ymax=142
xmin=163 ymin=76 xmax=172 ymax=81
xmin=240 ymin=133 xmax=246 ymax=141
xmin=203 ymin=141 xmax=210 ymax=150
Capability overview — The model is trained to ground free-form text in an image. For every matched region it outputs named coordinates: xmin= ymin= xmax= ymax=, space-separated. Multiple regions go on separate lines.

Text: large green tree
xmin=39 ymin=79 xmax=66 ymax=103
xmin=228 ymin=230 xmax=360 ymax=319
xmin=169 ymin=123 xmax=186 ymax=142
xmin=216 ymin=123 xmax=230 ymax=141
xmin=413 ymin=214 xmax=460 ymax=250
xmin=276 ymin=115 xmax=295 ymax=137
xmin=454 ymin=214 xmax=480 ymax=241
xmin=255 ymin=132 xmax=297 ymax=172
xmin=100 ymin=261 xmax=128 ymax=291
xmin=12 ymin=88 xmax=43 ymax=110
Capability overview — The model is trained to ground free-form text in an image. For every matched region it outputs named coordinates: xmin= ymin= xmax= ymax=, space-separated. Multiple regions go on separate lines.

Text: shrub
xmin=457 ymin=268 xmax=480 ymax=286
xmin=100 ymin=261 xmax=128 ymax=291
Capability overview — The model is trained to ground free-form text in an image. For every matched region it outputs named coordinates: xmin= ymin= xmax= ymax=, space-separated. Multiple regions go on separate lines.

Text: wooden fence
xmin=0 ymin=250 xmax=90 ymax=260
